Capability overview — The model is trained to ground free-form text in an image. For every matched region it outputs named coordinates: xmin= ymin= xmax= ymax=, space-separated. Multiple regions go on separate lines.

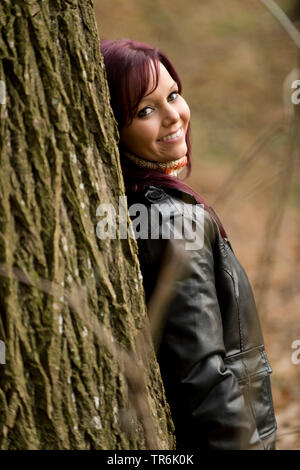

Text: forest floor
xmin=95 ymin=0 xmax=300 ymax=449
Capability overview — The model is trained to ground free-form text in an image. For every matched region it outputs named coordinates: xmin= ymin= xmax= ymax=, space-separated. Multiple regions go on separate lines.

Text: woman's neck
xmin=123 ymin=151 xmax=188 ymax=177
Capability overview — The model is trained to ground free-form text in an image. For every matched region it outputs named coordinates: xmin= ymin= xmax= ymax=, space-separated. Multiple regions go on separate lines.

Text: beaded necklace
xmin=123 ymin=151 xmax=188 ymax=177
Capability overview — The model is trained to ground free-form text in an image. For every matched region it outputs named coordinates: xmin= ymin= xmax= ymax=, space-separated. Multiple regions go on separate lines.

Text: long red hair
xmin=100 ymin=39 xmax=227 ymax=238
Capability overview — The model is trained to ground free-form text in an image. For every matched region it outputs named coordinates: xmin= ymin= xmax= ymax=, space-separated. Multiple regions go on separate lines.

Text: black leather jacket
xmin=127 ymin=184 xmax=277 ymax=450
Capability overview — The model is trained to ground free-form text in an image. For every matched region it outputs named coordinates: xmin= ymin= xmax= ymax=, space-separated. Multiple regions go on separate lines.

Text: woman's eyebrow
xmin=169 ymin=81 xmax=177 ymax=90
xmin=138 ymin=81 xmax=178 ymax=106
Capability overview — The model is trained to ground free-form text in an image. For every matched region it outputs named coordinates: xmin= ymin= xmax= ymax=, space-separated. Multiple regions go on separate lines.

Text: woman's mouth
xmin=158 ymin=127 xmax=183 ymax=143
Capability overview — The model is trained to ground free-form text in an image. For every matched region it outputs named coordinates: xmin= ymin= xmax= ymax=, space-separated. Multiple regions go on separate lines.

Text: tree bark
xmin=0 ymin=0 xmax=175 ymax=450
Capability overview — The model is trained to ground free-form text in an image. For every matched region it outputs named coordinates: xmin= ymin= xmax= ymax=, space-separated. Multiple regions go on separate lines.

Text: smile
xmin=158 ymin=127 xmax=183 ymax=142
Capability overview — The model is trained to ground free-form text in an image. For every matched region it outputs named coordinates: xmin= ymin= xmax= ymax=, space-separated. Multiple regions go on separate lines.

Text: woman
xmin=101 ymin=39 xmax=277 ymax=450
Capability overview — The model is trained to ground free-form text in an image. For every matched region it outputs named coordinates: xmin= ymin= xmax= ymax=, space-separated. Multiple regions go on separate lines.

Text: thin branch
xmin=146 ymin=241 xmax=190 ymax=353
xmin=0 ymin=263 xmax=162 ymax=449
xmin=213 ymin=120 xmax=286 ymax=207
xmin=260 ymin=0 xmax=300 ymax=49
xmin=276 ymin=426 xmax=300 ymax=440
xmin=254 ymin=116 xmax=299 ymax=316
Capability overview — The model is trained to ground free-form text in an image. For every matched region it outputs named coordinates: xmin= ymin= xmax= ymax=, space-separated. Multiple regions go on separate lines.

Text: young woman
xmin=101 ymin=39 xmax=277 ymax=450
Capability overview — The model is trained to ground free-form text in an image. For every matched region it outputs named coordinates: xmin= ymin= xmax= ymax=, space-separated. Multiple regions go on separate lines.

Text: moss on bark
xmin=0 ymin=0 xmax=175 ymax=450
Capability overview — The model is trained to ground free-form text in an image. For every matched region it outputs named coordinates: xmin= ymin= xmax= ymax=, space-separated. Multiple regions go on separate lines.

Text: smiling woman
xmin=120 ymin=62 xmax=190 ymax=163
xmin=101 ymin=38 xmax=277 ymax=450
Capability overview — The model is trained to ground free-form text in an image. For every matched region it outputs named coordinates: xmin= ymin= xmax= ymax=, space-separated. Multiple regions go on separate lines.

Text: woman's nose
xmin=162 ymin=104 xmax=180 ymax=127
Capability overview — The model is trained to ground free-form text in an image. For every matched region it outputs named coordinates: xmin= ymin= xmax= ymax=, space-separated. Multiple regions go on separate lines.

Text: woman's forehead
xmin=143 ymin=61 xmax=175 ymax=98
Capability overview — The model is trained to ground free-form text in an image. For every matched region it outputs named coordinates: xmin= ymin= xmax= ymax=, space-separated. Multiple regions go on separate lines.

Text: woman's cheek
xmin=140 ymin=119 xmax=158 ymax=144
xmin=178 ymin=97 xmax=190 ymax=123
xmin=183 ymin=102 xmax=191 ymax=125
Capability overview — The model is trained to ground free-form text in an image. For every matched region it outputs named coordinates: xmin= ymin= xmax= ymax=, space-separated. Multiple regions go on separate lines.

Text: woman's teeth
xmin=159 ymin=128 xmax=182 ymax=142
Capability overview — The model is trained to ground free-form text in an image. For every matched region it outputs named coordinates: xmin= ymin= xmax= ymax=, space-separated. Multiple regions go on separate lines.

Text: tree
xmin=0 ymin=0 xmax=174 ymax=450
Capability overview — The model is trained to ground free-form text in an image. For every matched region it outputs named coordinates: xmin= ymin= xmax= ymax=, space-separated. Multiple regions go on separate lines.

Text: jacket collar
xmin=144 ymin=184 xmax=199 ymax=205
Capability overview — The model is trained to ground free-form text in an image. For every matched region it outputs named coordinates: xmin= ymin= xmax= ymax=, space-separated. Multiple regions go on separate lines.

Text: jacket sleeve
xmin=137 ymin=209 xmax=262 ymax=450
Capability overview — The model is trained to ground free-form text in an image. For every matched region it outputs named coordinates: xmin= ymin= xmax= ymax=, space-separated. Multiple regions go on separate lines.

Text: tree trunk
xmin=0 ymin=0 xmax=175 ymax=450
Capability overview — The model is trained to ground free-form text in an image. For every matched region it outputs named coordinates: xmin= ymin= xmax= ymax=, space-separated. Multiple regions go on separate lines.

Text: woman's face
xmin=120 ymin=62 xmax=190 ymax=163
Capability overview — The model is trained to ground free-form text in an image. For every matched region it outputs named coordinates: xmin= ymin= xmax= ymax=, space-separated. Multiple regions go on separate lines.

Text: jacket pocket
xmin=224 ymin=346 xmax=277 ymax=440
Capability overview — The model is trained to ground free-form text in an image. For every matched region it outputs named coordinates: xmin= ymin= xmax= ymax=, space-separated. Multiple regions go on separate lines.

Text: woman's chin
xmin=156 ymin=145 xmax=187 ymax=162
xmin=165 ymin=150 xmax=187 ymax=162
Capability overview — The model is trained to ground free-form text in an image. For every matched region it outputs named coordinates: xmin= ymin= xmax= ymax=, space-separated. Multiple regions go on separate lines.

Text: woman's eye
xmin=137 ymin=107 xmax=153 ymax=118
xmin=168 ymin=91 xmax=179 ymax=101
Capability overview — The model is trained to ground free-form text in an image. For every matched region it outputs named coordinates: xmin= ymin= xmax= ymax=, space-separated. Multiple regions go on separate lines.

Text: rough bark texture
xmin=0 ymin=0 xmax=175 ymax=449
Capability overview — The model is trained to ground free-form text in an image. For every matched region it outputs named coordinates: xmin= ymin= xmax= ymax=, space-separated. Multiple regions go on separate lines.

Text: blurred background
xmin=94 ymin=0 xmax=300 ymax=449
